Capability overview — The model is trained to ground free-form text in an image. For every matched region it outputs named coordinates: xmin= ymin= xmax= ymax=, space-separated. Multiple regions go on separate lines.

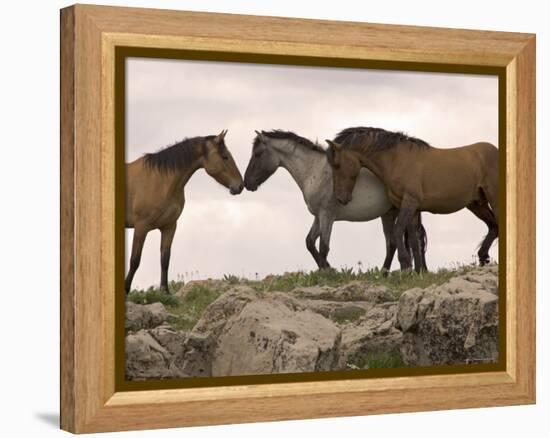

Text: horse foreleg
xmin=394 ymin=195 xmax=419 ymax=271
xmin=380 ymin=208 xmax=398 ymax=275
xmin=417 ymin=213 xmax=429 ymax=271
xmin=160 ymin=222 xmax=177 ymax=293
xmin=318 ymin=214 xmax=334 ymax=269
xmin=125 ymin=225 xmax=148 ymax=294
xmin=406 ymin=213 xmax=423 ymax=273
xmin=306 ymin=217 xmax=323 ymax=268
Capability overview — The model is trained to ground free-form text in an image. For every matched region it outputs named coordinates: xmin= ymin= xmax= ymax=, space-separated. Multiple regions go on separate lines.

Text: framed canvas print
xmin=60 ymin=4 xmax=536 ymax=434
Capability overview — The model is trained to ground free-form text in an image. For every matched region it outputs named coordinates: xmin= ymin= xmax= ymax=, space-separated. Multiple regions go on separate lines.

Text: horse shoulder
xmin=302 ymin=166 xmax=331 ymax=215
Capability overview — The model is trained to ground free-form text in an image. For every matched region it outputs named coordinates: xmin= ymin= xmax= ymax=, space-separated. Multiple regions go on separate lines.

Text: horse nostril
xmin=337 ymin=194 xmax=351 ymax=205
xmin=230 ymin=183 xmax=244 ymax=195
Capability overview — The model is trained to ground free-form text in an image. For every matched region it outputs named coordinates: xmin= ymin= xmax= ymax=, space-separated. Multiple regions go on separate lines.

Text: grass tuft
xmin=127 ymin=286 xmax=181 ymax=307
xmin=126 ymin=263 xmax=482 ymax=331
xmin=349 ymin=348 xmax=405 ymax=370
xmin=166 ymin=285 xmax=223 ymax=331
xmin=246 ymin=264 xmax=473 ymax=296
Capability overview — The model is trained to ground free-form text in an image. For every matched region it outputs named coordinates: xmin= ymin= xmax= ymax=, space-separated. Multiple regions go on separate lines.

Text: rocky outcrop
xmin=125 ymin=302 xmax=169 ymax=332
xmin=339 ymin=303 xmax=403 ymax=369
xmin=212 ymin=292 xmax=341 ymax=376
xmin=125 ymin=328 xmax=180 ymax=380
xmin=397 ymin=265 xmax=499 ymax=366
xmin=125 ymin=265 xmax=499 ymax=379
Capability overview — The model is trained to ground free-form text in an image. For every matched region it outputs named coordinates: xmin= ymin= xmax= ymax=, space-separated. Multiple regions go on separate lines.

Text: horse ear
xmin=325 ymin=139 xmax=342 ymax=150
xmin=255 ymin=130 xmax=266 ymax=142
xmin=325 ymin=140 xmax=341 ymax=166
xmin=215 ymin=130 xmax=227 ymax=143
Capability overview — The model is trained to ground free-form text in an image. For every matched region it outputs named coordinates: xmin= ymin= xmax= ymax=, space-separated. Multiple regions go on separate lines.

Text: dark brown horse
xmin=326 ymin=127 xmax=498 ymax=271
xmin=125 ymin=131 xmax=244 ymax=293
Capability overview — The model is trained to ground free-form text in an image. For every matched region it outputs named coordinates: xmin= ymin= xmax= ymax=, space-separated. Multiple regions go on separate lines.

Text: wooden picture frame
xmin=60 ymin=4 xmax=536 ymax=433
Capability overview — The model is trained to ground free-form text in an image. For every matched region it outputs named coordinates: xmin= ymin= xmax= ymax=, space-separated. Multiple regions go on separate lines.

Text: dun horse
xmin=125 ymin=130 xmax=244 ymax=293
xmin=326 ymin=127 xmax=498 ymax=272
xmin=244 ymin=130 xmax=427 ymax=272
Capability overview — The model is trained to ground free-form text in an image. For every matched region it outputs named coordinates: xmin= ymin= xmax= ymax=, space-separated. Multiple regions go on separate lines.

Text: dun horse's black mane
xmin=255 ymin=130 xmax=326 ymax=154
xmin=334 ymin=127 xmax=431 ymax=151
xmin=144 ymin=135 xmax=215 ymax=173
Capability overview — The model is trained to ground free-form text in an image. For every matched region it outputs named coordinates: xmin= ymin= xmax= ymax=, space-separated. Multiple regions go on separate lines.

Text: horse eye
xmin=222 ymin=154 xmax=229 ymax=160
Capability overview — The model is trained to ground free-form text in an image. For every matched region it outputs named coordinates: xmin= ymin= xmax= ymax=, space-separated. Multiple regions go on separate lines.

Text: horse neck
xmin=170 ymin=146 xmax=204 ymax=191
xmin=357 ymin=146 xmax=396 ymax=183
xmin=273 ymin=139 xmax=327 ymax=194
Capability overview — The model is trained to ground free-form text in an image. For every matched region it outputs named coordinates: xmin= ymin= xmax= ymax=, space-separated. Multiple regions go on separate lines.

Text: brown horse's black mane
xmin=144 ymin=135 xmax=215 ymax=173
xmin=334 ymin=127 xmax=431 ymax=152
xmin=255 ymin=130 xmax=326 ymax=154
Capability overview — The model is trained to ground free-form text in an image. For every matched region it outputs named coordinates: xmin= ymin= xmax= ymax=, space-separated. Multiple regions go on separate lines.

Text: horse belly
xmin=421 ymin=185 xmax=478 ymax=214
xmin=336 ymin=171 xmax=391 ymax=221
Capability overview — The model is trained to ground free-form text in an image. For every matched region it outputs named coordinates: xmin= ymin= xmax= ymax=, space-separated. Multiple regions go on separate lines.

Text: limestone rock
xmin=125 ymin=302 xmax=169 ymax=332
xmin=397 ymin=266 xmax=499 ymax=366
xmin=211 ymin=295 xmax=341 ymax=376
xmin=125 ymin=330 xmax=182 ymax=380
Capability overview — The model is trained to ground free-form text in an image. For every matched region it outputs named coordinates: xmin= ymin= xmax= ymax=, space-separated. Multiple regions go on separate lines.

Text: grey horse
xmin=244 ymin=130 xmax=427 ymax=272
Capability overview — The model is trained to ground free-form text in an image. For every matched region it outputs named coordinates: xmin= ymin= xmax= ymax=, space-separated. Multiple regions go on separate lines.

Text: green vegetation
xmin=128 ymin=282 xmax=223 ymax=331
xmin=329 ymin=306 xmax=366 ymax=324
xmin=168 ymin=285 xmax=223 ymax=330
xmin=246 ymin=264 xmax=473 ymax=296
xmin=127 ymin=263 xmax=478 ymax=331
xmin=127 ymin=280 xmax=183 ymax=307
xmin=348 ymin=348 xmax=405 ymax=370
xmin=222 ymin=273 xmax=241 ymax=285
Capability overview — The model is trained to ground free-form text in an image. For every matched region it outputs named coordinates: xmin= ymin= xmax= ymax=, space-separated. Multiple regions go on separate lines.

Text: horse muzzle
xmin=336 ymin=193 xmax=352 ymax=205
xmin=230 ymin=183 xmax=244 ymax=195
xmin=244 ymin=180 xmax=258 ymax=192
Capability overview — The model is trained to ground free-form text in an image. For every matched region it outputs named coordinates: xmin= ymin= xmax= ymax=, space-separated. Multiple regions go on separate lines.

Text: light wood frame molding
xmin=60 ymin=4 xmax=536 ymax=434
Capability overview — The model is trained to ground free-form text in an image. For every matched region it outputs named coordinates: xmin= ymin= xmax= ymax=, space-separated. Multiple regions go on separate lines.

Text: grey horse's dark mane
xmin=254 ymin=130 xmax=326 ymax=154
xmin=143 ymin=135 xmax=216 ymax=173
xmin=334 ymin=127 xmax=431 ymax=152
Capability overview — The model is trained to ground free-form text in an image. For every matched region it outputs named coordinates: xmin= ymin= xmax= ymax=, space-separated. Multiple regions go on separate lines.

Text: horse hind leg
xmin=467 ymin=201 xmax=498 ymax=266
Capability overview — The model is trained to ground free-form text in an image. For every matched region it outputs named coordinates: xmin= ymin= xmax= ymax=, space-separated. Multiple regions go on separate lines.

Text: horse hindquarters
xmin=479 ymin=143 xmax=500 ymax=223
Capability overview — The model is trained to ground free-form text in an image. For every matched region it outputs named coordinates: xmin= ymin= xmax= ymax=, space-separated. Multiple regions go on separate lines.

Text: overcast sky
xmin=126 ymin=57 xmax=499 ymax=289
